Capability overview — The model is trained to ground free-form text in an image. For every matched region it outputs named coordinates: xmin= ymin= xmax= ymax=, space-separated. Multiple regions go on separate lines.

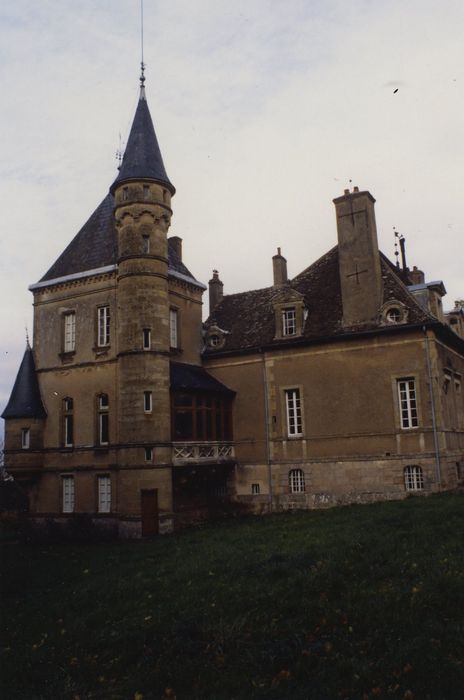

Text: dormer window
xmin=209 ymin=334 xmax=221 ymax=347
xmin=282 ymin=308 xmax=297 ymax=336
xmin=205 ymin=326 xmax=226 ymax=350
xmin=380 ymin=301 xmax=408 ymax=326
xmin=386 ymin=307 xmax=401 ymax=324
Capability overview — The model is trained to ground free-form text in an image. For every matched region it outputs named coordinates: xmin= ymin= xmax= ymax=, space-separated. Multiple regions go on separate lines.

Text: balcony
xmin=172 ymin=442 xmax=235 ymax=465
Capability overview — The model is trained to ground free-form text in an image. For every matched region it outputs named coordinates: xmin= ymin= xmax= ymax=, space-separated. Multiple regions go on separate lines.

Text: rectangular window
xmin=455 ymin=374 xmax=461 ymax=394
xmin=64 ymin=312 xmax=76 ymax=352
xmin=62 ymin=476 xmax=75 ymax=513
xmin=98 ymin=476 xmax=111 ymax=513
xmin=144 ymin=447 xmax=153 ymax=462
xmin=170 ymin=309 xmax=178 ymax=348
xmin=282 ymin=308 xmax=296 ymax=337
xmin=143 ymin=185 xmax=150 ymax=200
xmin=397 ymin=378 xmax=419 ymax=429
xmin=251 ymin=483 xmax=260 ymax=495
xmin=97 ymin=306 xmax=110 ymax=347
xmin=142 ymin=234 xmax=150 ymax=253
xmin=63 ymin=398 xmax=74 ymax=447
xmin=143 ymin=328 xmax=151 ymax=350
xmin=144 ymin=391 xmax=152 ymax=413
xmin=285 ymin=389 xmax=302 ymax=436
xmin=98 ymin=394 xmax=109 ymax=445
xmin=21 ymin=428 xmax=30 ymax=449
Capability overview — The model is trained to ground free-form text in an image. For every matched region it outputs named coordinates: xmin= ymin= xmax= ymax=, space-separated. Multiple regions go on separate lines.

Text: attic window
xmin=386 ymin=307 xmax=401 ymax=323
xmin=209 ymin=334 xmax=221 ymax=347
xmin=282 ymin=308 xmax=296 ymax=336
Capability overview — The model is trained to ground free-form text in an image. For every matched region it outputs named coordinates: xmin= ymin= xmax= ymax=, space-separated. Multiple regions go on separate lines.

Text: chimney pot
xmin=344 ymin=188 xmax=350 ymax=195
xmin=353 ymin=186 xmax=359 ymax=193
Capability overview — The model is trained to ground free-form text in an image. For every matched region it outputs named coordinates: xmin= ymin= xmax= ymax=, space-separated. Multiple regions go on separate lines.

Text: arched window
xmin=404 ymin=465 xmax=424 ymax=491
xmin=289 ymin=468 xmax=305 ymax=494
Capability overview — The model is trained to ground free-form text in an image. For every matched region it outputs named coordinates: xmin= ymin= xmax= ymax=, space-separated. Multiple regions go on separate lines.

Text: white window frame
xmin=97 ymin=306 xmax=110 ymax=347
xmin=143 ymin=328 xmax=151 ymax=350
xmin=285 ymin=388 xmax=303 ymax=437
xmin=144 ymin=391 xmax=153 ymax=413
xmin=282 ymin=307 xmax=297 ymax=336
xmin=170 ymin=308 xmax=178 ymax=348
xmin=397 ymin=378 xmax=419 ymax=429
xmin=64 ymin=312 xmax=76 ymax=353
xmin=62 ymin=476 xmax=75 ymax=513
xmin=289 ymin=468 xmax=305 ymax=494
xmin=404 ymin=465 xmax=424 ymax=491
xmin=98 ymin=475 xmax=111 ymax=513
xmin=21 ymin=428 xmax=30 ymax=449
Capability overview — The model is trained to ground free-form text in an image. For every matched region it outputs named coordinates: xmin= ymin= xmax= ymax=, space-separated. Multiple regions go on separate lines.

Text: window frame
xmin=63 ymin=397 xmax=74 ymax=447
xmin=97 ymin=475 xmax=111 ymax=513
xmin=142 ymin=234 xmax=150 ymax=253
xmin=404 ymin=465 xmax=424 ymax=491
xmin=62 ymin=476 xmax=75 ymax=513
xmin=144 ymin=391 xmax=153 ymax=413
xmin=97 ymin=394 xmax=109 ymax=446
xmin=289 ymin=468 xmax=305 ymax=494
xmin=397 ymin=377 xmax=419 ymax=430
xmin=63 ymin=311 xmax=76 ymax=353
xmin=171 ymin=392 xmax=233 ymax=442
xmin=21 ymin=427 xmax=30 ymax=449
xmin=143 ymin=328 xmax=151 ymax=350
xmin=97 ymin=306 xmax=110 ymax=347
xmin=170 ymin=308 xmax=179 ymax=349
xmin=282 ymin=307 xmax=297 ymax=337
xmin=251 ymin=483 xmax=260 ymax=495
xmin=285 ymin=388 xmax=303 ymax=437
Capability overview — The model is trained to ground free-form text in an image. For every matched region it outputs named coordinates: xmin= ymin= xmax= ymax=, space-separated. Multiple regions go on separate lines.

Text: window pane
xmin=282 ymin=308 xmax=296 ymax=336
xmin=65 ymin=415 xmax=74 ymax=446
xmin=98 ymin=307 xmax=110 ymax=346
xmin=286 ymin=389 xmax=302 ymax=436
xmin=64 ymin=313 xmax=76 ymax=352
xmin=174 ymin=410 xmax=194 ymax=439
xmin=98 ymin=476 xmax=111 ymax=513
xmin=170 ymin=309 xmax=178 ymax=348
xmin=100 ymin=413 xmax=109 ymax=444
xmin=62 ymin=477 xmax=75 ymax=513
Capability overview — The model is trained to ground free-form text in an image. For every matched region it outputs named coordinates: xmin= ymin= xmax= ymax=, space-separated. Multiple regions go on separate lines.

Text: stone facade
xmin=2 ymin=83 xmax=464 ymax=536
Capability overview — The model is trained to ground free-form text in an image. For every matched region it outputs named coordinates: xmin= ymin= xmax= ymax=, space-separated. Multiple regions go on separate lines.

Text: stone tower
xmin=333 ymin=187 xmax=383 ymax=327
xmin=110 ymin=83 xmax=176 ymax=468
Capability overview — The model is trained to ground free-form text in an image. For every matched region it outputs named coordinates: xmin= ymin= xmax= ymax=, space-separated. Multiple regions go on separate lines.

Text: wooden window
xmin=98 ymin=476 xmax=111 ymax=513
xmin=404 ymin=465 xmax=424 ymax=491
xmin=21 ymin=428 xmax=30 ymax=449
xmin=282 ymin=308 xmax=296 ymax=336
xmin=289 ymin=469 xmax=305 ymax=493
xmin=170 ymin=309 xmax=178 ymax=348
xmin=172 ymin=393 xmax=232 ymax=441
xmin=143 ymin=328 xmax=151 ymax=350
xmin=144 ymin=391 xmax=152 ymax=413
xmin=63 ymin=398 xmax=74 ymax=447
xmin=98 ymin=394 xmax=109 ymax=445
xmin=285 ymin=389 xmax=302 ymax=436
xmin=62 ymin=476 xmax=75 ymax=513
xmin=397 ymin=378 xmax=418 ymax=429
xmin=97 ymin=306 xmax=110 ymax=347
xmin=64 ymin=312 xmax=76 ymax=353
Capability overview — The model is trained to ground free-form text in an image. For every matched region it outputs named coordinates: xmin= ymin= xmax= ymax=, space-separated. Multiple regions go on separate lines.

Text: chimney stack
xmin=209 ymin=270 xmax=224 ymax=310
xmin=333 ymin=187 xmax=383 ymax=326
xmin=169 ymin=236 xmax=182 ymax=261
xmin=409 ymin=266 xmax=425 ymax=285
xmin=272 ymin=247 xmax=288 ymax=286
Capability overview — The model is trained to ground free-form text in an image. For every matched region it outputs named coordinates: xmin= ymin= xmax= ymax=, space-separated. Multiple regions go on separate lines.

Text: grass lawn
xmin=2 ymin=493 xmax=464 ymax=700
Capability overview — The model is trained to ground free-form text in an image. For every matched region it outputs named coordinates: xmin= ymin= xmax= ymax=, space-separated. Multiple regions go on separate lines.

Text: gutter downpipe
xmin=261 ymin=350 xmax=274 ymax=511
xmin=423 ymin=326 xmax=442 ymax=488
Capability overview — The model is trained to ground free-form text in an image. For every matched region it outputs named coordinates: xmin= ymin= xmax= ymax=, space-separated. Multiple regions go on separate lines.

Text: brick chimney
xmin=333 ymin=186 xmax=383 ymax=327
xmin=209 ymin=270 xmax=224 ymax=310
xmin=272 ymin=247 xmax=288 ymax=286
xmin=169 ymin=236 xmax=182 ymax=261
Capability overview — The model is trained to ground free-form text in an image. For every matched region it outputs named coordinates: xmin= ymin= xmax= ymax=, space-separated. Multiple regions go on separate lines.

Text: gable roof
xmin=111 ymin=91 xmax=175 ymax=194
xmin=2 ymin=346 xmax=47 ymax=419
xmin=204 ymin=246 xmax=433 ymax=355
xmin=36 ymin=193 xmax=200 ymax=287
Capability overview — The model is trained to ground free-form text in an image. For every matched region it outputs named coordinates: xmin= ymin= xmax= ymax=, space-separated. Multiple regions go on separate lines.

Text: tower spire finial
xmin=139 ymin=0 xmax=146 ymax=95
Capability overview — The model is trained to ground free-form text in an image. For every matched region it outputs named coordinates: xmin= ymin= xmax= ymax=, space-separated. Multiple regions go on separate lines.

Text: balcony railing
xmin=172 ymin=441 xmax=235 ymax=464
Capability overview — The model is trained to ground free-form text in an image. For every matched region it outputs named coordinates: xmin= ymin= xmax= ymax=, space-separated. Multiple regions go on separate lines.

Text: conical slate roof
xmin=111 ymin=90 xmax=175 ymax=194
xmin=2 ymin=346 xmax=47 ymax=419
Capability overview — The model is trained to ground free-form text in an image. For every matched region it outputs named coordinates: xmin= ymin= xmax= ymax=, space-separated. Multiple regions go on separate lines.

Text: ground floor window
xmin=289 ymin=468 xmax=305 ymax=493
xmin=404 ymin=465 xmax=424 ymax=491
xmin=98 ymin=475 xmax=111 ymax=513
xmin=251 ymin=483 xmax=260 ymax=495
xmin=62 ymin=476 xmax=75 ymax=513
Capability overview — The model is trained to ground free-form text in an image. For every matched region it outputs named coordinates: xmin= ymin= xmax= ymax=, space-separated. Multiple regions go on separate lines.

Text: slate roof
xmin=170 ymin=362 xmax=235 ymax=395
xmin=111 ymin=91 xmax=175 ymax=194
xmin=204 ymin=247 xmax=433 ymax=355
xmin=2 ymin=346 xmax=47 ymax=419
xmin=38 ymin=193 xmax=198 ymax=285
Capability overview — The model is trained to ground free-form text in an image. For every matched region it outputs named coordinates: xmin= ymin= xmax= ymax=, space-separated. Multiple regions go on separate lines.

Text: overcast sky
xmin=1 ymin=0 xmax=463 ymax=423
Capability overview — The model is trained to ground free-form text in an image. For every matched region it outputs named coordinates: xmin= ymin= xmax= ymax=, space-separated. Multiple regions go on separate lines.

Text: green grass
xmin=2 ymin=494 xmax=464 ymax=700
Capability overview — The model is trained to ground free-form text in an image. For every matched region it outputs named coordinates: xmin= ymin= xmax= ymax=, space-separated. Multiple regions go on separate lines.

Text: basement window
xmin=289 ymin=468 xmax=305 ymax=494
xmin=404 ymin=465 xmax=424 ymax=491
xmin=251 ymin=483 xmax=260 ymax=495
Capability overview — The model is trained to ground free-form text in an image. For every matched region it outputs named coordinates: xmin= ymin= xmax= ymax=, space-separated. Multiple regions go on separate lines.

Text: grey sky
xmin=1 ymin=0 xmax=463 ymax=422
